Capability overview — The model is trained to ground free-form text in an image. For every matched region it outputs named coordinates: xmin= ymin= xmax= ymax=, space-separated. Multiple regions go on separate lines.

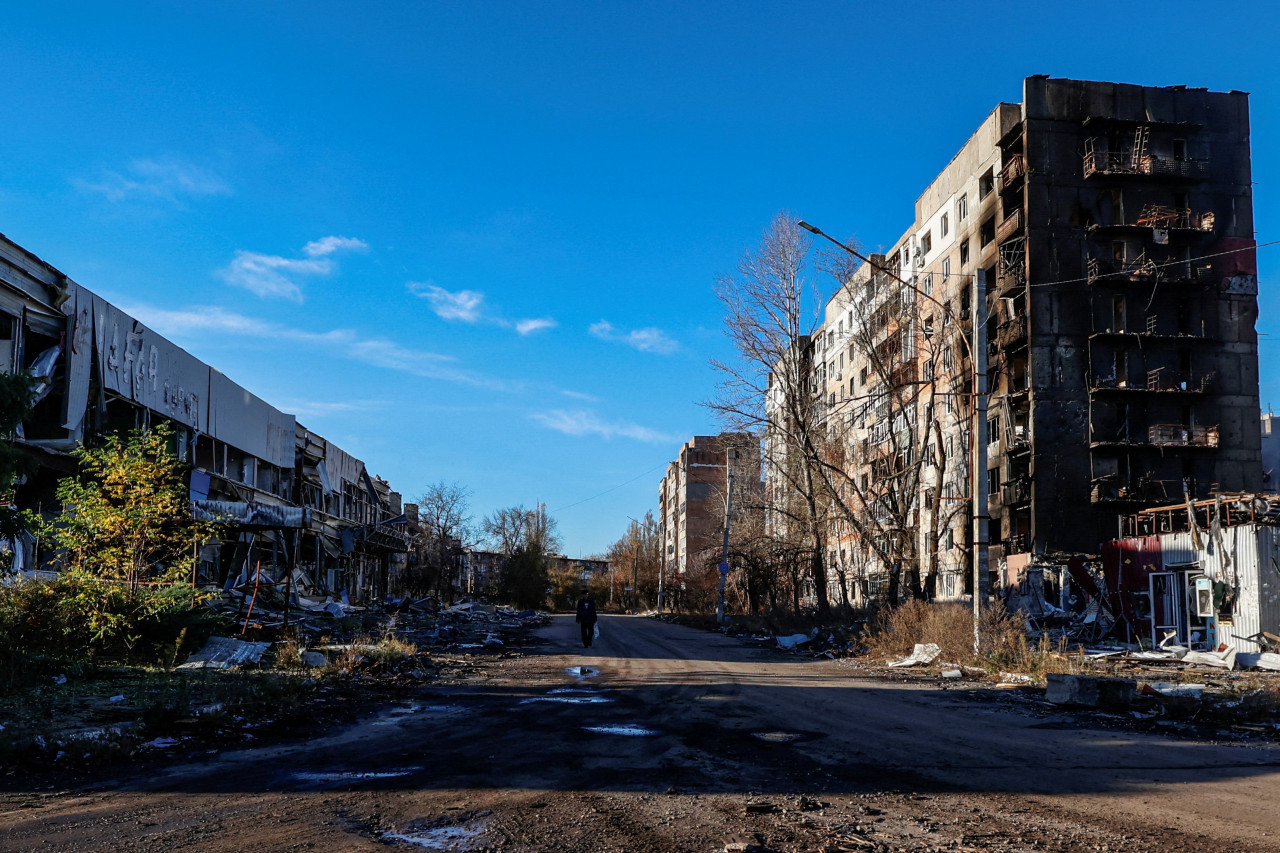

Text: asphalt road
xmin=4 ymin=614 xmax=1280 ymax=851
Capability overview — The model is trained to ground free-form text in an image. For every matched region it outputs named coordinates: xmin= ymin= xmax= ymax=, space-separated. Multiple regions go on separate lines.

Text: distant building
xmin=1262 ymin=412 xmax=1280 ymax=491
xmin=657 ymin=433 xmax=761 ymax=607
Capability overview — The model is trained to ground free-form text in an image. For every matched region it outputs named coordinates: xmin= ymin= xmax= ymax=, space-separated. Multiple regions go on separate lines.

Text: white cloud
xmin=219 ymin=236 xmax=366 ymax=302
xmin=407 ymin=282 xmax=555 ymax=336
xmin=589 ymin=320 xmax=678 ymax=354
xmin=76 ymin=157 xmax=232 ymax=203
xmin=304 ymin=236 xmax=369 ymax=257
xmin=515 ymin=317 xmax=557 ymax=335
xmin=530 ymin=409 xmax=677 ymax=444
xmin=408 ymin=282 xmax=486 ymax=322
xmin=120 ymin=303 xmax=509 ymax=390
xmin=561 ymin=389 xmax=599 ymax=402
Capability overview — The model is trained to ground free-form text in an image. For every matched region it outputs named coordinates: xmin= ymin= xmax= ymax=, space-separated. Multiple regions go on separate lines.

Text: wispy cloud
xmin=407 ymin=282 xmax=555 ymax=335
xmin=561 ymin=389 xmax=599 ymax=402
xmin=408 ymin=281 xmax=485 ymax=322
xmin=219 ymin=236 xmax=367 ymax=302
xmin=276 ymin=399 xmax=390 ymax=418
xmin=589 ymin=320 xmax=678 ymax=354
xmin=76 ymin=157 xmax=232 ymax=203
xmin=530 ymin=409 xmax=677 ymax=444
xmin=121 ymin=303 xmax=509 ymax=390
xmin=515 ymin=317 xmax=557 ymax=335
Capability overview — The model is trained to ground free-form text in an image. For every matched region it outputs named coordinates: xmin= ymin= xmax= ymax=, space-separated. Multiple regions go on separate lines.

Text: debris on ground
xmin=887 ymin=643 xmax=941 ymax=668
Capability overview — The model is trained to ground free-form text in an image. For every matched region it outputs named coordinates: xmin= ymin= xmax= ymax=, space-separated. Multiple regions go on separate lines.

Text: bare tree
xmin=412 ymin=481 xmax=474 ymax=599
xmin=605 ymin=512 xmax=661 ymax=611
xmin=481 ymin=503 xmax=562 ymax=556
xmin=708 ymin=212 xmax=833 ymax=617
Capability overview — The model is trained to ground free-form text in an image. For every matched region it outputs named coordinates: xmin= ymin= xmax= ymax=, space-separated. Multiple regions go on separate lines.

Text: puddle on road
xmin=292 ymin=767 xmax=422 ymax=784
xmin=548 ymin=687 xmax=596 ymax=694
xmin=519 ymin=695 xmax=613 ymax=705
xmin=565 ymin=666 xmax=600 ymax=679
xmin=379 ymin=816 xmax=490 ymax=850
xmin=752 ymin=731 xmax=803 ymax=743
xmin=583 ymin=724 xmax=659 ymax=737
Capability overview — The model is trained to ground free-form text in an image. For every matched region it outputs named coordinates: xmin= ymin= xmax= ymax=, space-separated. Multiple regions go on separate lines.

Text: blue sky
xmin=2 ymin=2 xmax=1278 ymax=556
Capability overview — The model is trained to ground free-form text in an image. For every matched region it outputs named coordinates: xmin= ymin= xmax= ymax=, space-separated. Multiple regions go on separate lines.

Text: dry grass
xmin=866 ymin=599 xmax=1081 ymax=678
xmin=273 ymin=636 xmax=303 ymax=669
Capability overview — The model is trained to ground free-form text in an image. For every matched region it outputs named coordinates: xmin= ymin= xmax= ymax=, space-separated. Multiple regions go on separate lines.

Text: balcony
xmin=996 ymin=208 xmax=1025 ymax=244
xmin=1134 ymin=205 xmax=1215 ymax=232
xmin=1090 ymin=475 xmax=1177 ymax=504
xmin=1002 ymin=478 xmax=1031 ymax=505
xmin=1083 ymin=147 xmax=1208 ymax=180
xmin=999 ymin=154 xmax=1026 ymax=191
xmin=1147 ymin=423 xmax=1219 ymax=448
xmin=995 ymin=316 xmax=1027 ymax=350
xmin=1003 ymin=533 xmax=1030 ymax=555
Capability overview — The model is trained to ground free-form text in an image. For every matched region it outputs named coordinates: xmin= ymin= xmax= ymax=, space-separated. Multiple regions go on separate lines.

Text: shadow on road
xmin=88 ymin=613 xmax=1280 ymax=803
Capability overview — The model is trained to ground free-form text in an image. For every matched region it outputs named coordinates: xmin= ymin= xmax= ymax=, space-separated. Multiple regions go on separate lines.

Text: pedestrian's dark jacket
xmin=576 ymin=596 xmax=597 ymax=625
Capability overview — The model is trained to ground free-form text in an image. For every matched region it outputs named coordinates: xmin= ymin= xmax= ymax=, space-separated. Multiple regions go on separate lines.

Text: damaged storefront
xmin=1 ymin=231 xmax=410 ymax=606
xmin=1102 ymin=496 xmax=1280 ymax=652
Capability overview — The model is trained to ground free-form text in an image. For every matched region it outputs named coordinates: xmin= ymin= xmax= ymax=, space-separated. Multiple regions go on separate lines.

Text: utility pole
xmin=717 ymin=472 xmax=734 ymax=623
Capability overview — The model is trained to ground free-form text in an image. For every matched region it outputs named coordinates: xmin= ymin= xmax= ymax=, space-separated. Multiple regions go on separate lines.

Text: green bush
xmin=0 ymin=571 xmax=229 ymax=666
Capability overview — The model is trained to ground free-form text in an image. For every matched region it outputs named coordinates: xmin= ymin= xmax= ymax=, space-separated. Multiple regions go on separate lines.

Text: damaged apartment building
xmin=791 ymin=77 xmax=1261 ymax=606
xmin=0 ymin=232 xmax=413 ymax=602
xmin=658 ymin=433 xmax=761 ymax=609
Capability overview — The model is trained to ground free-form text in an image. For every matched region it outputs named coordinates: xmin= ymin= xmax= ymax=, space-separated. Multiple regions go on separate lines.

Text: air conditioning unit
xmin=1194 ymin=576 xmax=1214 ymax=617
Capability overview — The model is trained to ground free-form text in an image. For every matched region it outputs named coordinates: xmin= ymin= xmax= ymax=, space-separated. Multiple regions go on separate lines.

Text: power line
xmin=550 ymin=461 xmax=667 ymax=515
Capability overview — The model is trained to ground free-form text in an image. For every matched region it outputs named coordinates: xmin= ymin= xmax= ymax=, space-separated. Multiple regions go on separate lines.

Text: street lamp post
xmin=797 ymin=220 xmax=988 ymax=652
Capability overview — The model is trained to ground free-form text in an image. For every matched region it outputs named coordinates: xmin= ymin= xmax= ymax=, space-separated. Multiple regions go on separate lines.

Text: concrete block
xmin=1045 ymin=673 xmax=1136 ymax=709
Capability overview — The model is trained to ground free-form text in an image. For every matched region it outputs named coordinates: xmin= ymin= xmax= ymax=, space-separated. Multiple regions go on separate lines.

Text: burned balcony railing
xmin=1083 ymin=145 xmax=1208 ymax=180
xmin=1086 ymin=255 xmax=1158 ymax=284
xmin=1147 ymin=424 xmax=1220 ymax=448
xmin=1134 ymin=205 xmax=1216 ymax=231
xmin=996 ymin=208 xmax=1025 ymax=244
xmin=999 ymin=154 xmax=1026 ymax=191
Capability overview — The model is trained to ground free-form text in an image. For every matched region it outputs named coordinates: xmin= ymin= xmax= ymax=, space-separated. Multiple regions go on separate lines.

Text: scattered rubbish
xmin=53 ymin=674 xmax=67 ymax=685
xmin=998 ymin=673 xmax=1034 ymax=684
xmin=888 ymin=643 xmax=941 ymax=668
xmin=142 ymin=737 xmax=180 ymax=749
xmin=583 ymin=724 xmax=659 ymax=736
xmin=775 ymin=632 xmax=813 ymax=650
xmin=941 ymin=668 xmax=963 ymax=679
xmin=1139 ymin=682 xmax=1206 ymax=699
xmin=177 ymin=636 xmax=272 ymax=670
xmin=482 ymin=633 xmax=503 ymax=647
xmin=108 ymin=695 xmax=125 ymax=703
xmin=565 ymin=666 xmax=600 ymax=679
xmin=1237 ymin=652 xmax=1280 ymax=671
xmin=1181 ymin=648 xmax=1237 ymax=670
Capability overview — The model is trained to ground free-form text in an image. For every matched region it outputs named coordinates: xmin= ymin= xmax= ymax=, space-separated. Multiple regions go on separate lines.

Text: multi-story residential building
xmin=792 ymin=76 xmax=1261 ymax=605
xmin=1 ymin=233 xmax=411 ymax=601
xmin=658 ymin=433 xmax=760 ymax=608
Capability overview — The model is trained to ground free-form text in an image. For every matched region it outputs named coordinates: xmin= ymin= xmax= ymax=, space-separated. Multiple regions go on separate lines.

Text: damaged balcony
xmin=995 ymin=207 xmax=1025 ymax=244
xmin=1089 ymin=368 xmax=1216 ymax=394
xmin=1148 ymin=423 xmax=1220 ymax=448
xmin=999 ymin=154 xmax=1025 ymax=192
xmin=1088 ymin=205 xmax=1216 ymax=236
xmin=1083 ymin=139 xmax=1208 ymax=180
xmin=1090 ymin=474 xmax=1180 ymax=505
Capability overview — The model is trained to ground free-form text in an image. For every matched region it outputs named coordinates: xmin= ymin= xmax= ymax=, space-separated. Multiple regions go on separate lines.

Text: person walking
xmin=575 ymin=590 xmax=598 ymax=649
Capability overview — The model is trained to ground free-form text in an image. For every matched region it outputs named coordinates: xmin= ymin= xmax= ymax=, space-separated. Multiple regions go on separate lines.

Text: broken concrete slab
xmin=176 ymin=637 xmax=272 ymax=670
xmin=1045 ymin=673 xmax=1136 ymax=709
xmin=888 ymin=643 xmax=941 ymax=668
xmin=775 ymin=632 xmax=812 ymax=650
xmin=300 ymin=651 xmax=328 ymax=667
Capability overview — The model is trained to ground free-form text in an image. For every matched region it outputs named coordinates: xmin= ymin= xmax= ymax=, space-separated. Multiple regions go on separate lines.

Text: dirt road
xmin=4 ymin=614 xmax=1280 ymax=852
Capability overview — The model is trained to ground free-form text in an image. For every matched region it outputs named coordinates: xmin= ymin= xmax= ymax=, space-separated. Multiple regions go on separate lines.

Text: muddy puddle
xmin=582 ymin=724 xmax=659 ymax=737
